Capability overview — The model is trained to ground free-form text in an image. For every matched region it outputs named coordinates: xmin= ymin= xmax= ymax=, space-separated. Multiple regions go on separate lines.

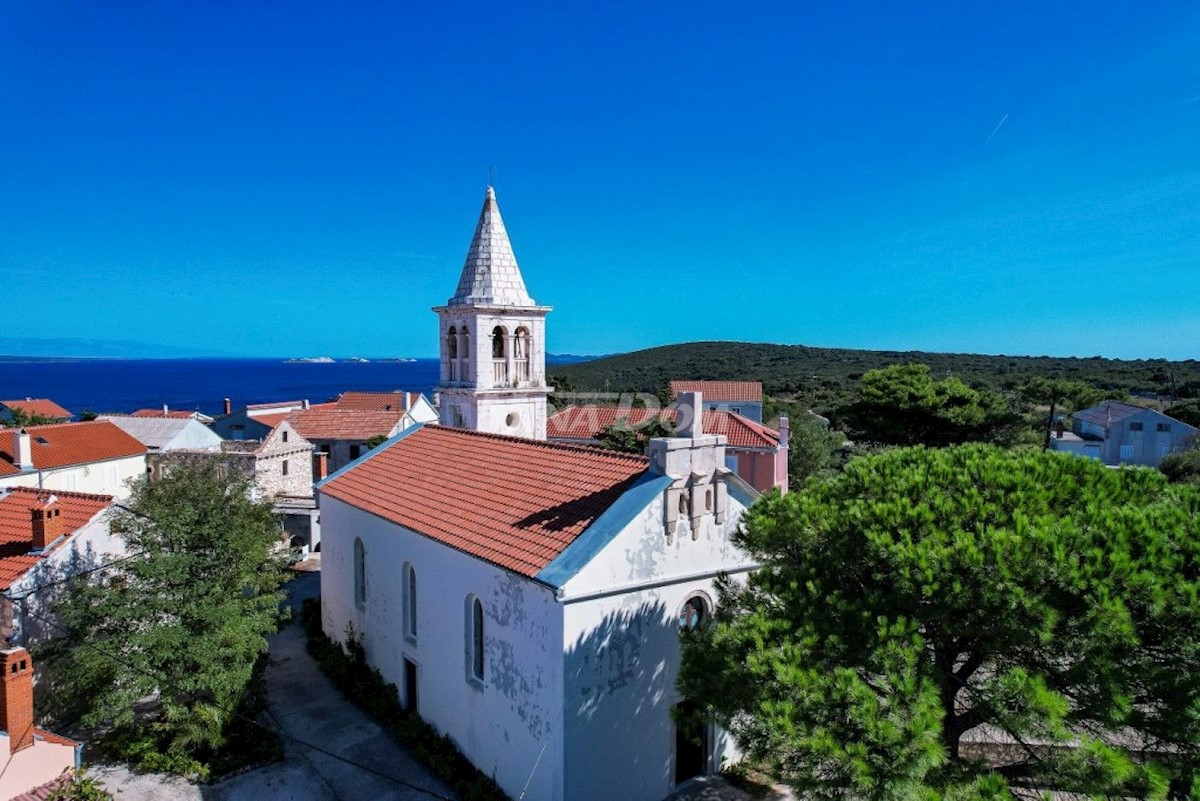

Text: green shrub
xmin=1161 ymin=448 xmax=1200 ymax=484
xmin=300 ymin=597 xmax=508 ymax=800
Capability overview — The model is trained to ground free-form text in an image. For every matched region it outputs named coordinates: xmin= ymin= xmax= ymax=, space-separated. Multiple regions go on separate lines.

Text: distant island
xmin=284 ymin=356 xmax=336 ymax=364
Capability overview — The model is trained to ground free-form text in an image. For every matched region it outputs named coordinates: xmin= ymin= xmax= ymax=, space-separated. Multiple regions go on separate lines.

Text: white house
xmin=319 ymin=187 xmax=759 ymax=801
xmin=0 ymin=487 xmax=125 ymax=646
xmin=0 ymin=421 xmax=147 ymax=499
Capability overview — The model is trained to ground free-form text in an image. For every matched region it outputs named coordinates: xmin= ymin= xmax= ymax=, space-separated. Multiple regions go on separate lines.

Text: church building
xmin=318 ymin=187 xmax=759 ymax=801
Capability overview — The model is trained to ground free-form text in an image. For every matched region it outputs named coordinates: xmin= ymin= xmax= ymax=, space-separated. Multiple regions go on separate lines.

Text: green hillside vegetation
xmin=549 ymin=341 xmax=1200 ymax=419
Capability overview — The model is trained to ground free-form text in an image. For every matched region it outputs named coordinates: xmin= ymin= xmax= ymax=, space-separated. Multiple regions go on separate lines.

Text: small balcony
xmin=514 ymin=360 xmax=530 ymax=384
xmin=492 ymin=359 xmax=508 ymax=385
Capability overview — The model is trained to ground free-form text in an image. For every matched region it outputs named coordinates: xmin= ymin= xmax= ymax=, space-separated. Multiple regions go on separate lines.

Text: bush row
xmin=300 ymin=597 xmax=509 ymax=801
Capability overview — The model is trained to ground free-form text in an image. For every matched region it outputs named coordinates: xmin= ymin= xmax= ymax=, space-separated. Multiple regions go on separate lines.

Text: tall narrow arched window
xmin=514 ymin=326 xmax=531 ymax=383
xmin=460 ymin=327 xmax=470 ymax=381
xmin=404 ymin=563 xmax=417 ymax=641
xmin=470 ymin=596 xmax=485 ymax=681
xmin=446 ymin=326 xmax=458 ymax=381
xmin=491 ymin=326 xmax=508 ymax=384
xmin=353 ymin=538 xmax=366 ymax=609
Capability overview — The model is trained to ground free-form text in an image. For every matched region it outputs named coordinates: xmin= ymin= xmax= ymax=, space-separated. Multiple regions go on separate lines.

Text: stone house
xmin=285 ymin=408 xmax=409 ymax=473
xmin=320 ymin=187 xmax=758 ymax=801
xmin=154 ymin=421 xmax=319 ymax=550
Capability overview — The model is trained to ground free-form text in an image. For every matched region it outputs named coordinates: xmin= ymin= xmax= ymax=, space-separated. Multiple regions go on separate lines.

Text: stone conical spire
xmin=448 ymin=186 xmax=535 ymax=307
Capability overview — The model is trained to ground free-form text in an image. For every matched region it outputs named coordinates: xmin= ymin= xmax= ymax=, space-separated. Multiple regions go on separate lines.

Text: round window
xmin=506 ymin=412 xmax=520 ymax=428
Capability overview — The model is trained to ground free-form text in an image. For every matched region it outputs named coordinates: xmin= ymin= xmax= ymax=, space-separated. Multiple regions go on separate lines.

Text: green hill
xmin=549 ymin=341 xmax=1200 ymax=417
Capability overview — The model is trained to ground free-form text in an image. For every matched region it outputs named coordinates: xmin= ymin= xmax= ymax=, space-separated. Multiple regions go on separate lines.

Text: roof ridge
xmin=3 ymin=486 xmax=114 ymax=503
xmin=5 ymin=420 xmax=106 ymax=432
xmin=427 ymin=423 xmax=650 ymax=464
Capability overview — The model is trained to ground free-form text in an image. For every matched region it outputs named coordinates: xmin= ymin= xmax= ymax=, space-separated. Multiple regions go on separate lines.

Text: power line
xmin=14 ymin=600 xmax=454 ymax=801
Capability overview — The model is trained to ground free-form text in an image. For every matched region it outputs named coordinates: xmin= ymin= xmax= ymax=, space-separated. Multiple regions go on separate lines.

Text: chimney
xmin=302 ymin=399 xmax=311 ymax=411
xmin=779 ymin=416 xmax=790 ymax=449
xmin=0 ymin=648 xmax=34 ymax=753
xmin=1056 ymin=420 xmax=1065 ymax=439
xmin=10 ymin=430 xmax=33 ymax=472
xmin=31 ymin=497 xmax=63 ymax=551
xmin=223 ymin=398 xmax=232 ymax=416
xmin=676 ymin=391 xmax=703 ymax=438
xmin=313 ymin=452 xmax=328 ymax=482
xmin=162 ymin=403 xmax=169 ymax=417
xmin=404 ymin=392 xmax=412 ymax=412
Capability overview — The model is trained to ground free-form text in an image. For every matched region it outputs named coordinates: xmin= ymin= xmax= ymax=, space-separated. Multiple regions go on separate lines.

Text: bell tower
xmin=434 ymin=186 xmax=552 ymax=440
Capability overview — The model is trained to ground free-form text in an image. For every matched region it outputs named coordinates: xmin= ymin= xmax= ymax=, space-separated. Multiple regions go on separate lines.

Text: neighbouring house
xmin=320 ymin=187 xmax=757 ymax=801
xmin=0 ymin=488 xmax=123 ymax=646
xmin=99 ymin=415 xmax=223 ymax=454
xmin=210 ymin=399 xmax=335 ymax=441
xmin=0 ymin=422 xmax=147 ymax=499
xmin=285 ymin=408 xmax=409 ymax=473
xmin=0 ymin=399 xmax=72 ymax=424
xmin=1049 ymin=400 xmax=1198 ymax=467
xmin=334 ymin=390 xmax=439 ymax=424
xmin=547 ymin=405 xmax=789 ymax=494
xmin=669 ymin=381 xmax=763 ymax=423
xmin=0 ymin=648 xmax=80 ymax=801
xmin=154 ymin=421 xmax=320 ymax=551
xmin=129 ymin=406 xmax=215 ymax=424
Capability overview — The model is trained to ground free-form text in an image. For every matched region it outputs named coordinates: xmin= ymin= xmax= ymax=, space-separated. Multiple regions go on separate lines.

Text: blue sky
xmin=2 ymin=2 xmax=1199 ymax=360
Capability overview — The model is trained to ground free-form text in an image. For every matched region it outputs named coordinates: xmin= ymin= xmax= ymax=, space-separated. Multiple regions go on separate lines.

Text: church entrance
xmin=674 ymin=700 xmax=708 ymax=785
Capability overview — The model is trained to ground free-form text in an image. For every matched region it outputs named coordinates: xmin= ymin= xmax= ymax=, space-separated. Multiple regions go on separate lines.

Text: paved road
xmin=96 ymin=570 xmax=453 ymax=801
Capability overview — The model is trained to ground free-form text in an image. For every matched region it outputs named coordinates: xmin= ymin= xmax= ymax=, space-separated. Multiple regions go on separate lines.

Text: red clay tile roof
xmin=0 ymin=487 xmax=113 ymax=591
xmin=547 ymin=406 xmax=780 ymax=450
xmin=10 ymin=768 xmax=74 ymax=801
xmin=669 ymin=381 xmax=763 ymax=403
xmin=335 ymin=391 xmax=422 ymax=412
xmin=1 ymin=399 xmax=72 ymax=420
xmin=320 ymin=425 xmax=648 ymax=577
xmin=32 ymin=728 xmax=79 ymax=748
xmin=245 ymin=411 xmax=290 ymax=429
xmin=286 ymin=408 xmax=405 ymax=441
xmin=0 ymin=421 xmax=146 ymax=476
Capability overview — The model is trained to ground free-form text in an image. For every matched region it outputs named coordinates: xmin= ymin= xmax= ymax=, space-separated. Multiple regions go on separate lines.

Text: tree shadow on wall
xmin=563 ymin=599 xmax=685 ymax=801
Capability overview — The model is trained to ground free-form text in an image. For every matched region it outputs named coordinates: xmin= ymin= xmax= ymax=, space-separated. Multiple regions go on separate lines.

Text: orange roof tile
xmin=287 ymin=408 xmax=405 ymax=441
xmin=0 ymin=487 xmax=113 ymax=590
xmin=0 ymin=421 xmax=147 ymax=476
xmin=320 ymin=426 xmax=648 ymax=577
xmin=335 ymin=391 xmax=422 ymax=412
xmin=669 ymin=381 xmax=763 ymax=403
xmin=547 ymin=406 xmax=780 ymax=450
xmin=1 ymin=398 xmax=72 ymax=420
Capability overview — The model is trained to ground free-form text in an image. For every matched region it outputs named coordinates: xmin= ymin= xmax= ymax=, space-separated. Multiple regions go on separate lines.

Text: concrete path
xmin=96 ymin=570 xmax=453 ymax=801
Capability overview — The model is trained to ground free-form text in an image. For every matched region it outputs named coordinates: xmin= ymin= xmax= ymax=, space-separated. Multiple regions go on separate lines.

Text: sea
xmin=0 ymin=358 xmax=446 ymax=417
